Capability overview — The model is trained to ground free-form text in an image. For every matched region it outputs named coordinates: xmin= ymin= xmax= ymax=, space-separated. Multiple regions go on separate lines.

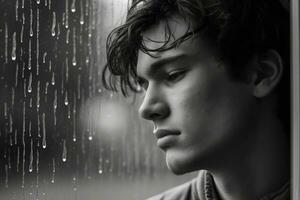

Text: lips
xmin=153 ymin=129 xmax=180 ymax=148
xmin=154 ymin=129 xmax=180 ymax=139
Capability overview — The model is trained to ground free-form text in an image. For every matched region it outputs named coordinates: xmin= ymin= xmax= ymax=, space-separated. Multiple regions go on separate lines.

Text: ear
xmin=252 ymin=49 xmax=283 ymax=98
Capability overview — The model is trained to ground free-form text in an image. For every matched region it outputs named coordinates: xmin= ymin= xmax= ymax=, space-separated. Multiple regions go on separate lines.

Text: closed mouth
xmin=154 ymin=129 xmax=180 ymax=139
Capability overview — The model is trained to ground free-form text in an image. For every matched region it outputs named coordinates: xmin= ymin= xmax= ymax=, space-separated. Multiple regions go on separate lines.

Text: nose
xmin=138 ymin=87 xmax=170 ymax=121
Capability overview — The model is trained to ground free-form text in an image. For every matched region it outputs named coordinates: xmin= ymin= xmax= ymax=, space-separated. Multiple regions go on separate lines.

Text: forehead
xmin=140 ymin=15 xmax=194 ymax=51
xmin=136 ymin=15 xmax=218 ymax=76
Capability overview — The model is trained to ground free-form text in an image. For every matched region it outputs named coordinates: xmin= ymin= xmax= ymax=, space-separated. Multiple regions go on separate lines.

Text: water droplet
xmin=77 ymin=75 xmax=81 ymax=99
xmin=28 ymin=39 xmax=32 ymax=70
xmin=54 ymin=90 xmax=57 ymax=109
xmin=15 ymin=129 xmax=18 ymax=145
xmin=29 ymin=139 xmax=33 ymax=172
xmin=45 ymin=82 xmax=49 ymax=95
xmin=29 ymin=121 xmax=32 ymax=137
xmin=62 ymin=140 xmax=67 ymax=162
xmin=37 ymin=114 xmax=41 ymax=138
xmin=12 ymin=32 xmax=17 ymax=61
xmin=28 ymin=73 xmax=32 ymax=93
xmin=43 ymin=52 xmax=47 ymax=63
xmin=66 ymin=58 xmax=69 ymax=82
xmin=51 ymin=158 xmax=55 ymax=183
xmin=65 ymin=0 xmax=69 ymax=28
xmin=22 ymin=0 xmax=24 ymax=8
xmin=42 ymin=113 xmax=46 ymax=149
xmin=37 ymin=0 xmax=40 ymax=4
xmin=16 ymin=0 xmax=19 ymax=21
xmin=20 ymin=24 xmax=24 ymax=43
xmin=66 ymin=29 xmax=70 ymax=44
xmin=80 ymin=1 xmax=84 ymax=24
xmin=51 ymin=12 xmax=56 ymax=36
xmin=64 ymin=92 xmax=69 ymax=106
xmin=88 ymin=136 xmax=92 ymax=141
xmin=36 ymin=9 xmax=40 ymax=75
xmin=67 ymin=106 xmax=71 ymax=119
xmin=9 ymin=114 xmax=13 ymax=133
xmin=72 ymin=28 xmax=77 ymax=66
xmin=30 ymin=8 xmax=33 ymax=37
xmin=51 ymin=72 xmax=55 ymax=85
xmin=4 ymin=102 xmax=7 ymax=119
xmin=36 ymin=149 xmax=39 ymax=174
xmin=71 ymin=0 xmax=76 ymax=12
xmin=15 ymin=63 xmax=19 ymax=87
xmin=37 ymin=81 xmax=40 ymax=110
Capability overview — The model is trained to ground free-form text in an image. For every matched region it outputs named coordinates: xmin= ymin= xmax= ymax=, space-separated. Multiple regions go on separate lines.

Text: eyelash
xmin=137 ymin=69 xmax=186 ymax=91
xmin=166 ymin=70 xmax=186 ymax=82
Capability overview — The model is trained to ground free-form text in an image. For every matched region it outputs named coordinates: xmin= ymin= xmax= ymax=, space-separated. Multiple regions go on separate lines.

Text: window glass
xmin=0 ymin=0 xmax=196 ymax=199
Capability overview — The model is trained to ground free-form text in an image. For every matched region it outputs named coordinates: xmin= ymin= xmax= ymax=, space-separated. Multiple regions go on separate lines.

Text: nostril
xmin=149 ymin=113 xmax=162 ymax=120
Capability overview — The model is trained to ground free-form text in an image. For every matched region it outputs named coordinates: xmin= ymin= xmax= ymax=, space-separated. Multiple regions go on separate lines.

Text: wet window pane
xmin=0 ymin=0 xmax=196 ymax=199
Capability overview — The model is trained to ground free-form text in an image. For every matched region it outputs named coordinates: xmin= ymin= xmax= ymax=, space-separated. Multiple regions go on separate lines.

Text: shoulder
xmin=145 ymin=178 xmax=198 ymax=200
xmin=145 ymin=171 xmax=210 ymax=200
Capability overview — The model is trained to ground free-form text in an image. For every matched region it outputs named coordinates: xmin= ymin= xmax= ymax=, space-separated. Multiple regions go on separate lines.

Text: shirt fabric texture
xmin=146 ymin=170 xmax=290 ymax=200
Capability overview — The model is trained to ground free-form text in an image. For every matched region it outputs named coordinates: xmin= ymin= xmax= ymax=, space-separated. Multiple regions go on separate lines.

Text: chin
xmin=165 ymin=151 xmax=198 ymax=175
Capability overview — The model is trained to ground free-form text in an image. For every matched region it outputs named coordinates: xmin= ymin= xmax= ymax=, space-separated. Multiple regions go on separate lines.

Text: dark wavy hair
xmin=102 ymin=0 xmax=290 ymax=129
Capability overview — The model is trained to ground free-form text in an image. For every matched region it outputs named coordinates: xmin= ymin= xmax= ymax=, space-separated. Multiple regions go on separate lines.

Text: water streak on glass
xmin=28 ymin=39 xmax=32 ymax=70
xmin=12 ymin=32 xmax=17 ymax=61
xmin=71 ymin=0 xmax=76 ymax=13
xmin=51 ymin=12 xmax=56 ymax=36
xmin=42 ymin=113 xmax=46 ymax=149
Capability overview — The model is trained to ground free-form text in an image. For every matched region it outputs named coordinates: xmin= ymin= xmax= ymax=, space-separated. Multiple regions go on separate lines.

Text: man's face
xmin=136 ymin=16 xmax=258 ymax=174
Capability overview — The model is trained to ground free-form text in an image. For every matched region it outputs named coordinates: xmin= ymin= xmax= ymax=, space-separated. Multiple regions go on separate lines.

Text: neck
xmin=209 ymin=103 xmax=290 ymax=200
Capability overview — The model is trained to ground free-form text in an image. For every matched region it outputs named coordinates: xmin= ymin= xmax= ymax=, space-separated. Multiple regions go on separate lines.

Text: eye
xmin=166 ymin=70 xmax=186 ymax=82
xmin=137 ymin=77 xmax=148 ymax=91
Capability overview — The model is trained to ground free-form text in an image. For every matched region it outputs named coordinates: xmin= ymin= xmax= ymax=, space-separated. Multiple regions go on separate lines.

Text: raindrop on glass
xmin=62 ymin=140 xmax=67 ymax=162
xmin=65 ymin=0 xmax=69 ymax=28
xmin=51 ymin=12 xmax=56 ymax=36
xmin=72 ymin=28 xmax=76 ymax=66
xmin=15 ymin=63 xmax=19 ymax=87
xmin=37 ymin=81 xmax=40 ymax=110
xmin=37 ymin=114 xmax=41 ymax=138
xmin=64 ymin=91 xmax=68 ymax=106
xmin=28 ymin=72 xmax=32 ymax=93
xmin=80 ymin=1 xmax=84 ymax=24
xmin=28 ymin=39 xmax=32 ymax=70
xmin=43 ymin=52 xmax=47 ymax=63
xmin=71 ymin=0 xmax=76 ymax=12
xmin=51 ymin=158 xmax=55 ymax=183
xmin=29 ymin=139 xmax=33 ymax=172
xmin=20 ymin=24 xmax=24 ymax=43
xmin=12 ymin=32 xmax=17 ymax=61
xmin=51 ymin=72 xmax=55 ymax=85
xmin=15 ymin=0 xmax=19 ymax=21
xmin=42 ymin=113 xmax=46 ymax=149
xmin=30 ymin=8 xmax=33 ymax=37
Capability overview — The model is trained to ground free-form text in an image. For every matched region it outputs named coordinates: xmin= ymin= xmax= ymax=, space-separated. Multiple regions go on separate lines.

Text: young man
xmin=103 ymin=0 xmax=290 ymax=199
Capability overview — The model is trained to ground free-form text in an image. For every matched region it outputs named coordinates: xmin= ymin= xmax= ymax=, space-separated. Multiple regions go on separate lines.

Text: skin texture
xmin=137 ymin=16 xmax=257 ymax=173
xmin=137 ymin=16 xmax=290 ymax=200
